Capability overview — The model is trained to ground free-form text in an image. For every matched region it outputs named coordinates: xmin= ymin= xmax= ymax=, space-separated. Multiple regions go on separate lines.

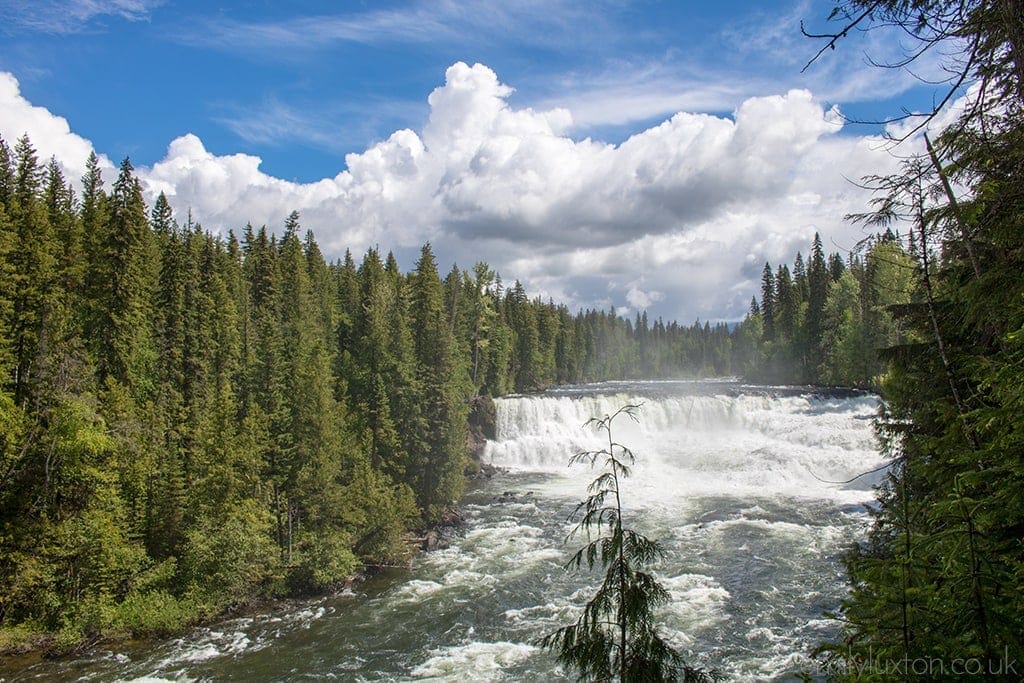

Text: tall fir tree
xmin=760 ymin=262 xmax=776 ymax=343
xmin=7 ymin=136 xmax=57 ymax=407
xmin=407 ymin=244 xmax=469 ymax=519
xmin=98 ymin=158 xmax=158 ymax=398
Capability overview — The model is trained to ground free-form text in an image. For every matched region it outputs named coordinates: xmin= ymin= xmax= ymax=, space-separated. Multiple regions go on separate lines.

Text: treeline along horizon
xmin=739 ymin=230 xmax=917 ymax=387
xmin=0 ymin=134 xmax=750 ymax=647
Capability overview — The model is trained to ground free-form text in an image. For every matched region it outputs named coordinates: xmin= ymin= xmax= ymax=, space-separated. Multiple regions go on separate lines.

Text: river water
xmin=7 ymin=380 xmax=884 ymax=682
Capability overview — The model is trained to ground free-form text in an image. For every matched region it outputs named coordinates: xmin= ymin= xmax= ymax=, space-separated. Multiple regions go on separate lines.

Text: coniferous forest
xmin=0 ymin=137 xmax=755 ymax=649
xmin=2 ymin=0 xmax=1024 ymax=675
xmin=734 ymin=230 xmax=917 ymax=387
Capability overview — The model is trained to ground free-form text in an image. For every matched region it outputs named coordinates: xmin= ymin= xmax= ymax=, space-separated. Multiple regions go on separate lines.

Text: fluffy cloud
xmin=0 ymin=72 xmax=116 ymax=181
xmin=0 ymin=63 xmax=907 ymax=322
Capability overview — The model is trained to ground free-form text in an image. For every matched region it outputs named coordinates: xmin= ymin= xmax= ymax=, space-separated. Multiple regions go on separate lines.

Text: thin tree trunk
xmin=608 ymin=423 xmax=628 ymax=683
xmin=954 ymin=478 xmax=993 ymax=671
xmin=287 ymin=500 xmax=294 ymax=565
xmin=914 ymin=187 xmax=977 ymax=449
xmin=273 ymin=482 xmax=284 ymax=556
xmin=924 ymin=133 xmax=981 ymax=280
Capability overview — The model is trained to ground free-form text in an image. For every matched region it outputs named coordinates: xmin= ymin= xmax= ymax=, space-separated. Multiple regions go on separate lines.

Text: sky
xmin=0 ymin=0 xmax=960 ymax=323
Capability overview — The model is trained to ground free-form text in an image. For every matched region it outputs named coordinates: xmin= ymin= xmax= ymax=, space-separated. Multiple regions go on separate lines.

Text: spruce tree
xmin=535 ymin=299 xmax=560 ymax=385
xmin=407 ymin=243 xmax=468 ymax=518
xmin=8 ymin=136 xmax=57 ymax=406
xmin=759 ymin=262 xmax=775 ymax=342
xmin=147 ymin=224 xmax=190 ymax=558
xmin=540 ymin=404 xmax=713 ymax=682
xmin=44 ymin=159 xmax=83 ymax=301
xmin=466 ymin=262 xmax=497 ymax=392
xmin=0 ymin=136 xmax=13 ymax=210
xmin=792 ymin=251 xmax=809 ymax=303
xmin=151 ymin=191 xmax=175 ymax=239
xmin=346 ymin=248 xmax=417 ymax=485
xmin=334 ymin=248 xmax=360 ymax=358
xmin=773 ymin=264 xmax=797 ymax=344
xmin=243 ymin=225 xmax=292 ymax=556
xmin=100 ymin=157 xmax=158 ymax=397
xmin=506 ymin=280 xmax=542 ymax=392
xmin=804 ymin=233 xmax=829 ymax=381
xmin=80 ymin=152 xmax=109 ymax=352
xmin=0 ymin=212 xmax=13 ymax=383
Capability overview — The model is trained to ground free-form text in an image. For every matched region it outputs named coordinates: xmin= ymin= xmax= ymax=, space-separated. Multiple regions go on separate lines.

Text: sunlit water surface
xmin=7 ymin=380 xmax=885 ymax=681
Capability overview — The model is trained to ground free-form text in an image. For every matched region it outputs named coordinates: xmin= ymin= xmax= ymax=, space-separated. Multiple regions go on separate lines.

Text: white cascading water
xmin=484 ymin=391 xmax=883 ymax=505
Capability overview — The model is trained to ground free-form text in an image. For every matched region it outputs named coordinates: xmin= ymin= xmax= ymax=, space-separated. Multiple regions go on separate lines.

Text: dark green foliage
xmin=0 ymin=151 xmax=428 ymax=645
xmin=805 ymin=1 xmax=1024 ymax=677
xmin=407 ymin=244 xmax=469 ymax=519
xmin=760 ymin=262 xmax=775 ymax=342
xmin=540 ymin=405 xmax=715 ymax=682
xmin=8 ymin=136 xmax=58 ymax=407
xmin=739 ymin=232 xmax=915 ymax=388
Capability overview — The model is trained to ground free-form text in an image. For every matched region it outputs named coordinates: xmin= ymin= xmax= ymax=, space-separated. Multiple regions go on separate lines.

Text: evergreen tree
xmin=760 ymin=262 xmax=775 ymax=342
xmin=0 ymin=140 xmax=14 ymax=381
xmin=466 ymin=262 xmax=497 ymax=392
xmin=148 ymin=225 xmax=191 ymax=558
xmin=0 ymin=136 xmax=13 ymax=210
xmin=773 ymin=264 xmax=798 ymax=344
xmin=803 ymin=233 xmax=829 ymax=380
xmin=80 ymin=152 xmax=109 ymax=352
xmin=407 ymin=243 xmax=469 ymax=519
xmin=506 ymin=280 xmax=542 ymax=391
xmin=44 ymin=159 xmax=83 ymax=301
xmin=792 ymin=251 xmax=809 ymax=303
xmin=826 ymin=252 xmax=845 ymax=282
xmin=243 ymin=226 xmax=292 ymax=557
xmin=808 ymin=1 xmax=1024 ymax=674
xmin=7 ymin=136 xmax=57 ymax=406
xmin=347 ymin=248 xmax=415 ymax=484
xmin=98 ymin=158 xmax=158 ymax=397
xmin=151 ymin=191 xmax=176 ymax=239
xmin=540 ymin=405 xmax=713 ymax=682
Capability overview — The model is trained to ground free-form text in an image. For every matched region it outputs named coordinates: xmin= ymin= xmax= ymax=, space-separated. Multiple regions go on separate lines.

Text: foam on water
xmin=151 ymin=629 xmax=253 ymax=668
xmin=409 ymin=641 xmax=538 ymax=680
xmin=416 ymin=519 xmax=565 ymax=582
xmin=659 ymin=573 xmax=732 ymax=634
xmin=126 ymin=600 xmax=335 ymax=678
xmin=389 ymin=579 xmax=446 ymax=602
xmin=484 ymin=390 xmax=883 ymax=504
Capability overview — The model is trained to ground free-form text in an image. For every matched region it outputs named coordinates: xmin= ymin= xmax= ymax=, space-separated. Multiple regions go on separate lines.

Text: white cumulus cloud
xmin=0 ymin=71 xmax=116 ymax=182
xmin=0 ymin=62 xmax=910 ymax=321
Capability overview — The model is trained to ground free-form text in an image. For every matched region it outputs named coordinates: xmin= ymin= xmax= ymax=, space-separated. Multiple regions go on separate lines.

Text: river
xmin=6 ymin=380 xmax=884 ymax=681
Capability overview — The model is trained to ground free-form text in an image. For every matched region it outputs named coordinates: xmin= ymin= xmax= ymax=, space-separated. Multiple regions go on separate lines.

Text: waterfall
xmin=483 ymin=390 xmax=884 ymax=503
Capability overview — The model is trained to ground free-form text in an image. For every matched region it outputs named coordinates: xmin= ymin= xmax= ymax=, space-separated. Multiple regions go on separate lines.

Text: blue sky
xmin=0 ymin=0 xmax=958 ymax=322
